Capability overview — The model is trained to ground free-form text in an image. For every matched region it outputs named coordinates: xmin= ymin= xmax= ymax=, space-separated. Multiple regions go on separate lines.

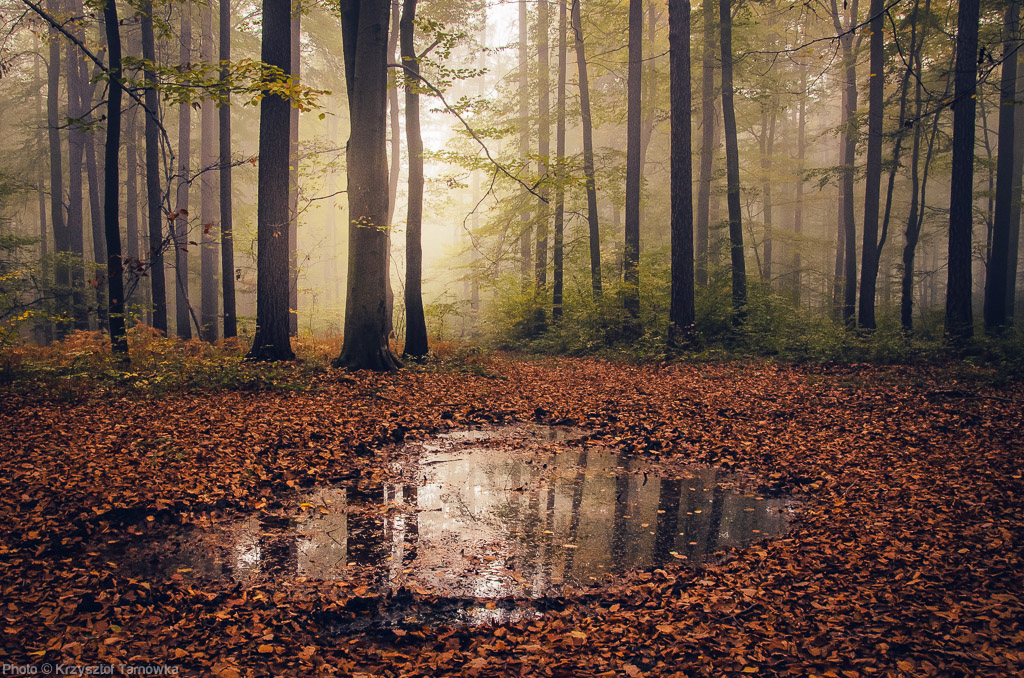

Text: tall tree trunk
xmin=142 ymin=0 xmax=167 ymax=333
xmin=518 ymin=0 xmax=532 ymax=287
xmin=695 ymin=0 xmax=715 ymax=288
xmin=858 ymin=0 xmax=884 ymax=329
xmin=288 ymin=8 xmax=300 ymax=337
xmin=102 ymin=0 xmax=128 ymax=356
xmin=126 ymin=101 xmax=139 ymax=293
xmin=219 ymin=0 xmax=236 ymax=338
xmin=552 ymin=0 xmax=567 ymax=321
xmin=385 ymin=0 xmax=401 ymax=336
xmin=34 ymin=38 xmax=51 ymax=342
xmin=201 ymin=1 xmax=219 ymax=342
xmin=1007 ymin=36 xmax=1024 ymax=324
xmin=65 ymin=21 xmax=88 ymax=331
xmin=334 ymin=0 xmax=400 ymax=371
xmin=535 ymin=0 xmax=550 ymax=330
xmin=669 ymin=0 xmax=694 ymax=338
xmin=401 ymin=0 xmax=427 ymax=358
xmin=793 ymin=60 xmax=806 ymax=305
xmin=831 ymin=0 xmax=859 ymax=324
xmin=246 ymin=0 xmax=295 ymax=361
xmin=572 ymin=0 xmax=601 ymax=297
xmin=984 ymin=0 xmax=1020 ymax=333
xmin=83 ymin=68 xmax=106 ymax=330
xmin=175 ymin=8 xmax=193 ymax=340
xmin=758 ymin=97 xmax=777 ymax=284
xmin=623 ymin=0 xmax=642 ymax=317
xmin=945 ymin=0 xmax=980 ymax=344
xmin=720 ymin=0 xmax=746 ymax=319
xmin=46 ymin=10 xmax=68 ymax=333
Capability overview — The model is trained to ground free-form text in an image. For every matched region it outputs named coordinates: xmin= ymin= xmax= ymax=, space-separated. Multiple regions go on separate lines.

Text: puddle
xmin=106 ymin=425 xmax=794 ymax=626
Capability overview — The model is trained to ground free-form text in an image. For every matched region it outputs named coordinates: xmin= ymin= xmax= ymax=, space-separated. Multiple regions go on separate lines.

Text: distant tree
xmin=141 ymin=0 xmax=167 ymax=333
xmin=552 ymin=0 xmax=567 ymax=321
xmin=571 ymin=0 xmax=601 ymax=298
xmin=945 ymin=0 xmax=980 ymax=344
xmin=695 ymin=0 xmax=715 ymax=288
xmin=200 ymin=0 xmax=219 ymax=342
xmin=65 ymin=0 xmax=88 ymax=331
xmin=668 ymin=0 xmax=694 ymax=339
xmin=246 ymin=0 xmax=295 ymax=361
xmin=334 ymin=0 xmax=401 ymax=370
xmin=45 ymin=0 xmax=68 ymax=332
xmin=518 ymin=0 xmax=532 ymax=286
xmin=535 ymin=0 xmax=550 ymax=331
xmin=174 ymin=6 xmax=192 ymax=340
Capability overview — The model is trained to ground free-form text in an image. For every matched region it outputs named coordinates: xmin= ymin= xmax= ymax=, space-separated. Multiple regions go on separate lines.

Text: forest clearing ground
xmin=0 ymin=354 xmax=1021 ymax=677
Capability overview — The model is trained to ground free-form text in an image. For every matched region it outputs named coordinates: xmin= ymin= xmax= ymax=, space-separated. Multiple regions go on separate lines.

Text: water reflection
xmin=119 ymin=428 xmax=793 ymax=599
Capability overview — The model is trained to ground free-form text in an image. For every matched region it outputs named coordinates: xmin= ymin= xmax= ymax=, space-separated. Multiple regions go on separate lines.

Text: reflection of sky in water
xmin=119 ymin=427 xmax=794 ymax=599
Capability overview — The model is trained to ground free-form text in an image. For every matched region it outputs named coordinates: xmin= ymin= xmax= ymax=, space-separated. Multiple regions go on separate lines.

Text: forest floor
xmin=0 ymin=348 xmax=1022 ymax=677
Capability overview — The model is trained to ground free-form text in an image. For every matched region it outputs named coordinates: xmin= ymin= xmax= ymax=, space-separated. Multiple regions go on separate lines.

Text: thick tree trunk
xmin=102 ymin=0 xmax=128 ymax=356
xmin=46 ymin=2 xmax=69 ymax=333
xmin=945 ymin=0 xmax=980 ymax=343
xmin=401 ymin=0 xmax=428 ymax=358
xmin=219 ymin=0 xmax=237 ymax=338
xmin=695 ymin=0 xmax=715 ymax=288
xmin=385 ymin=0 xmax=401 ymax=336
xmin=623 ymin=0 xmax=642 ymax=317
xmin=288 ymin=9 xmax=300 ymax=337
xmin=1007 ymin=39 xmax=1024 ymax=323
xmin=984 ymin=0 xmax=1020 ymax=332
xmin=669 ymin=0 xmax=694 ymax=338
xmin=335 ymin=0 xmax=401 ymax=371
xmin=552 ymin=0 xmax=567 ymax=322
xmin=571 ymin=0 xmax=601 ymax=298
xmin=175 ymin=9 xmax=193 ymax=340
xmin=720 ymin=0 xmax=746 ymax=319
xmin=141 ymin=0 xmax=167 ymax=333
xmin=201 ymin=1 xmax=219 ymax=342
xmin=246 ymin=0 xmax=295 ymax=361
xmin=858 ymin=0 xmax=884 ymax=329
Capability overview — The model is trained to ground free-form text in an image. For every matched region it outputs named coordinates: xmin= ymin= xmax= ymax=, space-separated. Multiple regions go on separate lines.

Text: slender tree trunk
xmin=65 ymin=23 xmax=88 ymax=331
xmin=758 ymin=98 xmax=777 ymax=284
xmin=946 ymin=0 xmax=980 ymax=343
xmin=1007 ymin=37 xmax=1024 ymax=324
xmin=571 ymin=0 xmax=601 ymax=297
xmin=793 ymin=60 xmax=806 ymax=305
xmin=46 ymin=8 xmax=68 ymax=333
xmin=901 ymin=77 xmax=925 ymax=331
xmin=102 ymin=0 xmax=128 ymax=356
xmin=695 ymin=0 xmax=715 ymax=288
xmin=858 ymin=0 xmax=884 ymax=329
xmin=126 ymin=101 xmax=139 ymax=290
xmin=142 ymin=0 xmax=167 ymax=333
xmin=246 ymin=0 xmax=295 ymax=361
xmin=623 ymin=0 xmax=642 ymax=317
xmin=83 ymin=69 xmax=107 ymax=330
xmin=552 ymin=0 xmax=567 ymax=321
xmin=219 ymin=0 xmax=236 ymax=338
xmin=385 ymin=0 xmax=401 ymax=336
xmin=984 ymin=0 xmax=1020 ymax=332
xmin=535 ymin=0 xmax=550 ymax=330
xmin=334 ymin=0 xmax=401 ymax=370
xmin=288 ymin=8 xmax=300 ymax=337
xmin=201 ymin=1 xmax=219 ymax=341
xmin=401 ymin=0 xmax=428 ymax=358
xmin=34 ymin=39 xmax=51 ymax=342
xmin=518 ymin=0 xmax=533 ymax=287
xmin=669 ymin=0 xmax=694 ymax=338
xmin=720 ymin=0 xmax=746 ymax=319
xmin=175 ymin=8 xmax=193 ymax=339
xmin=830 ymin=0 xmax=859 ymax=324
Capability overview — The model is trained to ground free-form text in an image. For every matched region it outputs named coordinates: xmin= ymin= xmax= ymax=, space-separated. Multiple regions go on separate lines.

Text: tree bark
xmin=102 ymin=0 xmax=128 ymax=356
xmin=201 ymin=0 xmax=219 ymax=342
xmin=82 ymin=64 xmax=106 ymax=330
xmin=720 ymin=0 xmax=746 ymax=319
xmin=34 ymin=38 xmax=51 ymax=342
xmin=669 ymin=0 xmax=694 ymax=338
xmin=246 ymin=0 xmax=295 ymax=361
xmin=219 ymin=0 xmax=237 ymax=338
xmin=552 ymin=0 xmax=567 ymax=321
xmin=758 ymin=97 xmax=777 ymax=284
xmin=46 ymin=0 xmax=69 ymax=333
xmin=334 ymin=0 xmax=401 ymax=371
xmin=518 ymin=0 xmax=532 ymax=287
xmin=175 ymin=8 xmax=193 ymax=340
xmin=141 ymin=0 xmax=167 ymax=333
xmin=1007 ymin=34 xmax=1024 ymax=324
xmin=984 ymin=0 xmax=1020 ymax=332
xmin=793 ymin=60 xmax=806 ymax=305
xmin=401 ymin=0 xmax=428 ymax=358
xmin=571 ymin=0 xmax=601 ymax=298
xmin=945 ymin=0 xmax=980 ymax=344
xmin=535 ymin=0 xmax=550 ymax=330
xmin=623 ymin=0 xmax=642 ymax=317
xmin=65 ymin=12 xmax=88 ymax=331
xmin=858 ymin=0 xmax=884 ymax=329
xmin=695 ymin=0 xmax=715 ymax=288
xmin=288 ymin=8 xmax=300 ymax=337
xmin=830 ymin=0 xmax=859 ymax=325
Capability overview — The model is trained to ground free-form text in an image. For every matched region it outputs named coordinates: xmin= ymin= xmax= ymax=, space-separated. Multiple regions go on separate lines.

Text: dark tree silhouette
xmin=246 ymin=0 xmax=295 ymax=361
xmin=695 ymin=0 xmax=715 ymax=288
xmin=669 ymin=0 xmax=694 ymax=338
xmin=102 ymin=0 xmax=127 ymax=356
xmin=623 ymin=0 xmax=642 ymax=317
xmin=334 ymin=0 xmax=401 ymax=371
xmin=141 ymin=0 xmax=167 ymax=333
xmin=219 ymin=0 xmax=237 ymax=338
xmin=571 ymin=0 xmax=602 ymax=298
xmin=720 ymin=0 xmax=746 ymax=320
xmin=858 ymin=0 xmax=885 ymax=330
